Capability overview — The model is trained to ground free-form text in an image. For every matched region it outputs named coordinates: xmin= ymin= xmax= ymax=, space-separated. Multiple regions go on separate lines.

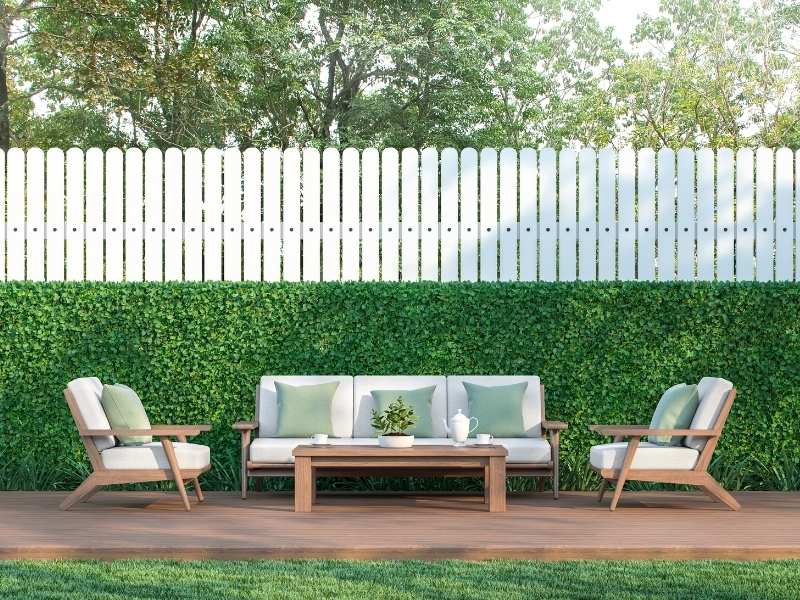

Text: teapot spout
xmin=442 ymin=419 xmax=451 ymax=435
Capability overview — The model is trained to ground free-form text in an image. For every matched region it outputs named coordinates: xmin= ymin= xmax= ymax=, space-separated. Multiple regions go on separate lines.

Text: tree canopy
xmin=2 ymin=0 xmax=798 ymax=151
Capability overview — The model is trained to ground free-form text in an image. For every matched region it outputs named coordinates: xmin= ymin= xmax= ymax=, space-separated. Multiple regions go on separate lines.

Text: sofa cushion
xmin=648 ymin=384 xmax=699 ymax=446
xmin=101 ymin=442 xmax=210 ymax=470
xmin=67 ymin=377 xmax=115 ymax=451
xmin=101 ymin=384 xmax=152 ymax=446
xmin=371 ymin=386 xmax=437 ymax=438
xmin=250 ymin=438 xmax=363 ymax=464
xmin=463 ymin=381 xmax=528 ymax=437
xmin=447 ymin=376 xmax=542 ymax=438
xmin=469 ymin=438 xmax=552 ymax=464
xmin=354 ymin=376 xmax=448 ymax=438
xmin=684 ymin=377 xmax=734 ymax=451
xmin=590 ymin=442 xmax=700 ymax=471
xmin=273 ymin=381 xmax=339 ymax=438
xmin=258 ymin=376 xmax=354 ymax=438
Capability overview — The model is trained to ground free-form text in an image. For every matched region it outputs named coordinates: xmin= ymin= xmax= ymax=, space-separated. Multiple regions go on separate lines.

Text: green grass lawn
xmin=1 ymin=559 xmax=799 ymax=599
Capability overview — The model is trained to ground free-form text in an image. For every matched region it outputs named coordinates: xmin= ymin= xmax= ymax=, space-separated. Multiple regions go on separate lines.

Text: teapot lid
xmin=451 ymin=409 xmax=469 ymax=422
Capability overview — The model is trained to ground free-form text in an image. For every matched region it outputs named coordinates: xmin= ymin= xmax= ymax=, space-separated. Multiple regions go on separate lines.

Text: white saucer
xmin=312 ymin=443 xmax=329 ymax=447
xmin=472 ymin=443 xmax=494 ymax=447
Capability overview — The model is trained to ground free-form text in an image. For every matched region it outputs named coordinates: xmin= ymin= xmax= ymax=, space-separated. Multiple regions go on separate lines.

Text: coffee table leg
xmin=311 ymin=467 xmax=317 ymax=505
xmin=484 ymin=465 xmax=489 ymax=504
xmin=295 ymin=457 xmax=313 ymax=512
xmin=487 ymin=456 xmax=506 ymax=512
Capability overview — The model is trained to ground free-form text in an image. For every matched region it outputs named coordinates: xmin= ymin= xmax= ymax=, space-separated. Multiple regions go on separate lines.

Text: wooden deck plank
xmin=2 ymin=491 xmax=800 ymax=561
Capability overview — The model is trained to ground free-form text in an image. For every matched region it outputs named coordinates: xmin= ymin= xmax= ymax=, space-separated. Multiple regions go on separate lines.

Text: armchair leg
xmin=161 ymin=438 xmax=192 ymax=511
xmin=192 ymin=478 xmax=204 ymax=502
xmin=538 ymin=477 xmax=545 ymax=492
xmin=609 ymin=437 xmax=640 ymax=511
xmin=597 ymin=478 xmax=609 ymax=502
xmin=60 ymin=474 xmax=102 ymax=511
xmin=699 ymin=474 xmax=740 ymax=510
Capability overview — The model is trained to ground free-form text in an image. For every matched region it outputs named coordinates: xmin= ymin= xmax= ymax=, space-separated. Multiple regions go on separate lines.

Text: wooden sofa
xmin=233 ymin=375 xmax=567 ymax=499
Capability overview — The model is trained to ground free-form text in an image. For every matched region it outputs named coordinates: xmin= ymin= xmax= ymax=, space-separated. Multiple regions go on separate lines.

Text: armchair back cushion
xmin=67 ymin=377 xmax=115 ymax=451
xmin=647 ymin=384 xmax=699 ymax=446
xmin=683 ymin=377 xmax=734 ymax=451
xmin=446 ymin=376 xmax=543 ymax=438
xmin=101 ymin=384 xmax=153 ymax=445
xmin=257 ymin=376 xmax=354 ymax=438
xmin=353 ymin=376 xmax=448 ymax=438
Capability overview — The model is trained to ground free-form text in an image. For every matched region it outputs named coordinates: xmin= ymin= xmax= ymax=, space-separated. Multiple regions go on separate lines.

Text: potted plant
xmin=371 ymin=397 xmax=418 ymax=448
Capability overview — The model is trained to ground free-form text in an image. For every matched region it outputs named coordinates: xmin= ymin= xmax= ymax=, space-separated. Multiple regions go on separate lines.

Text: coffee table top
xmin=292 ymin=444 xmax=508 ymax=457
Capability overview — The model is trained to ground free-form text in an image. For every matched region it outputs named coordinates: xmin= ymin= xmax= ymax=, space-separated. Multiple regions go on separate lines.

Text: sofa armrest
xmin=233 ymin=421 xmax=259 ymax=431
xmin=542 ymin=420 xmax=568 ymax=431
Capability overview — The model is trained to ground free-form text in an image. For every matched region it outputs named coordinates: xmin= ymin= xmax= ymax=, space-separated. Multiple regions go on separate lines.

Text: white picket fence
xmin=2 ymin=146 xmax=798 ymax=282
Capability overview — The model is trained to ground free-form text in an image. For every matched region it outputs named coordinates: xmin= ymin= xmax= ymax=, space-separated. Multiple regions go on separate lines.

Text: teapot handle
xmin=468 ymin=417 xmax=479 ymax=434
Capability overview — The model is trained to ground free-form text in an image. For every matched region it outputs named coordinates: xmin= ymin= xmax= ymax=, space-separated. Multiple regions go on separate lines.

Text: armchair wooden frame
xmin=233 ymin=384 xmax=568 ymax=500
xmin=589 ymin=388 xmax=739 ymax=511
xmin=62 ymin=388 xmax=211 ymax=511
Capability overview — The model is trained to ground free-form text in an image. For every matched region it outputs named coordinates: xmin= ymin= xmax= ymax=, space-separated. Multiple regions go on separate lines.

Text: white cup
xmin=476 ymin=433 xmax=493 ymax=445
xmin=310 ymin=433 xmax=328 ymax=445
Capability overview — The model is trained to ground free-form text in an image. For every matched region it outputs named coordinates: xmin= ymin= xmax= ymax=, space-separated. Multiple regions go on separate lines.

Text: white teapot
xmin=443 ymin=409 xmax=478 ymax=446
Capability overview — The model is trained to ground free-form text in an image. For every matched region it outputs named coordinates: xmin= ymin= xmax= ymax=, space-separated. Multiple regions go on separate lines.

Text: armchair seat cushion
xmin=101 ymin=442 xmax=210 ymax=471
xmin=590 ymin=442 xmax=699 ymax=471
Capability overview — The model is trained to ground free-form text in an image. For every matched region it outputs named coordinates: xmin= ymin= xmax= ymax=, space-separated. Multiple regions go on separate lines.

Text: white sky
xmin=595 ymin=0 xmax=663 ymax=49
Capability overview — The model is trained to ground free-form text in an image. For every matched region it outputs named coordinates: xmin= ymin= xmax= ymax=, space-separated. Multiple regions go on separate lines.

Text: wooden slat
xmin=25 ymin=149 xmax=45 ymax=282
xmin=46 ymin=149 xmax=65 ymax=282
xmin=637 ymin=149 xmax=656 ymax=281
xmin=263 ymin=148 xmax=282 ymax=282
xmin=421 ymin=147 xmax=439 ymax=281
xmin=617 ymin=148 xmax=635 ymax=281
xmin=283 ymin=148 xmax=301 ymax=282
xmin=0 ymin=150 xmax=4 ymax=280
xmin=539 ymin=148 xmax=557 ymax=281
xmin=499 ymin=148 xmax=517 ymax=281
xmin=558 ymin=148 xmax=576 ymax=281
xmin=677 ymin=148 xmax=695 ymax=281
xmin=479 ymin=148 xmax=498 ymax=281
xmin=124 ymin=149 xmax=144 ymax=281
xmin=203 ymin=148 xmax=223 ymax=281
xmin=66 ymin=148 xmax=84 ymax=282
xmin=736 ymin=148 xmax=755 ymax=281
xmin=322 ymin=148 xmax=340 ymax=281
xmin=440 ymin=148 xmax=459 ymax=282
xmin=519 ymin=148 xmax=537 ymax=281
xmin=144 ymin=148 xmax=163 ymax=281
xmin=716 ymin=148 xmax=735 ymax=282
xmin=242 ymin=148 xmax=262 ymax=282
xmin=85 ymin=148 xmax=104 ymax=281
xmin=302 ymin=148 xmax=321 ymax=282
xmin=105 ymin=149 xmax=124 ymax=282
xmin=184 ymin=148 xmax=203 ymax=282
xmin=164 ymin=148 xmax=183 ymax=281
xmin=401 ymin=148 xmax=419 ymax=281
xmin=756 ymin=147 xmax=774 ymax=282
xmin=342 ymin=148 xmax=360 ymax=282
xmin=774 ymin=148 xmax=793 ymax=281
xmin=460 ymin=148 xmax=479 ymax=282
xmin=597 ymin=148 xmax=615 ymax=281
xmin=578 ymin=148 xmax=596 ymax=281
xmin=6 ymin=149 xmax=25 ymax=280
xmin=381 ymin=148 xmax=400 ymax=281
xmin=696 ymin=148 xmax=715 ymax=281
xmin=657 ymin=149 xmax=676 ymax=282
xmin=361 ymin=148 xmax=380 ymax=281
xmin=223 ymin=148 xmax=243 ymax=282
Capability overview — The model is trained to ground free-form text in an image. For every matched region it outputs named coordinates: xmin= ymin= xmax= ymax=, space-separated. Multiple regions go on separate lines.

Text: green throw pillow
xmin=463 ymin=381 xmax=528 ymax=437
xmin=648 ymin=384 xmax=700 ymax=446
xmin=100 ymin=384 xmax=152 ymax=446
xmin=371 ymin=386 xmax=437 ymax=438
xmin=273 ymin=381 xmax=339 ymax=438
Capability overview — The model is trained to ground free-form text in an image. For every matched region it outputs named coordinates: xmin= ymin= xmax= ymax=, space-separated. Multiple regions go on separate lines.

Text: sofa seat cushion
xmin=101 ymin=442 xmax=210 ymax=471
xmin=590 ymin=442 xmax=699 ymax=471
xmin=467 ymin=438 xmax=552 ymax=464
xmin=250 ymin=438 xmax=357 ymax=464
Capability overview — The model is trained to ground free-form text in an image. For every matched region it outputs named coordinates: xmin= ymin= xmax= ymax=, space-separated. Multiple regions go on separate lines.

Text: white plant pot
xmin=378 ymin=435 xmax=414 ymax=448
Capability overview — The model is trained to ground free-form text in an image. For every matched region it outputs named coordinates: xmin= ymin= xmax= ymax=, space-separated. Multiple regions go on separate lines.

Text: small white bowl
xmin=378 ymin=435 xmax=414 ymax=448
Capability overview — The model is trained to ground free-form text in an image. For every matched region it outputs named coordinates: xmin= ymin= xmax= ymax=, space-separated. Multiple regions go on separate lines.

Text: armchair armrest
xmin=83 ymin=425 xmax=211 ymax=437
xmin=589 ymin=425 xmax=716 ymax=437
xmin=232 ymin=421 xmax=259 ymax=431
xmin=542 ymin=420 xmax=568 ymax=431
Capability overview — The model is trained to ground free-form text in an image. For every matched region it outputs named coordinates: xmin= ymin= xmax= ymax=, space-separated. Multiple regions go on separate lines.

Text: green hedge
xmin=1 ymin=281 xmax=799 ymax=488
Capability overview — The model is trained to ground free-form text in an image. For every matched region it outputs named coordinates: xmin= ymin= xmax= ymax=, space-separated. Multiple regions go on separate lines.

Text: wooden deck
xmin=2 ymin=490 xmax=799 ymax=561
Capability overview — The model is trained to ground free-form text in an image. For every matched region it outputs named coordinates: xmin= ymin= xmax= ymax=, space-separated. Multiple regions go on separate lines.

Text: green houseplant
xmin=371 ymin=397 xmax=419 ymax=448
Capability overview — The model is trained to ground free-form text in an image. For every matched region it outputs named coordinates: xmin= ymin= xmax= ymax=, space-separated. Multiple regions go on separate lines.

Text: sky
xmin=595 ymin=0 xmax=663 ymax=48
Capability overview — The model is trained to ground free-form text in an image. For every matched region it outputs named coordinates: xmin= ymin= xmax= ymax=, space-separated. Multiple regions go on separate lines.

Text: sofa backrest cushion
xmin=683 ymin=377 xmax=734 ymax=452
xmin=353 ymin=376 xmax=448 ymax=438
xmin=446 ymin=376 xmax=543 ymax=438
xmin=67 ymin=377 xmax=116 ymax=451
xmin=258 ymin=376 xmax=354 ymax=438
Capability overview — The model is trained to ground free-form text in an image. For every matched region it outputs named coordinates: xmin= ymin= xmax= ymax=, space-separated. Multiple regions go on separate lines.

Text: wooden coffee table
xmin=291 ymin=444 xmax=508 ymax=513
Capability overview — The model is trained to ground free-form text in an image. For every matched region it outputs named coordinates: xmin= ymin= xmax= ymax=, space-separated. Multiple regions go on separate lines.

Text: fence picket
xmin=460 ymin=149 xmax=478 ymax=281
xmin=144 ymin=149 xmax=163 ymax=281
xmin=0 ymin=151 xmax=4 ymax=280
xmin=597 ymin=147 xmax=615 ymax=281
xmin=381 ymin=149 xmax=400 ymax=281
xmin=85 ymin=148 xmax=104 ymax=281
xmin=164 ymin=148 xmax=183 ymax=281
xmin=716 ymin=149 xmax=735 ymax=281
xmin=401 ymin=148 xmax=419 ymax=281
xmin=696 ymin=148 xmax=715 ymax=281
xmin=66 ymin=148 xmax=84 ymax=282
xmin=578 ymin=148 xmax=596 ymax=281
xmin=105 ymin=148 xmax=124 ymax=282
xmin=559 ymin=149 xmax=576 ymax=281
xmin=322 ymin=148 xmax=340 ymax=281
xmin=540 ymin=148 xmax=557 ymax=281
xmin=736 ymin=149 xmax=755 ymax=281
xmin=361 ymin=148 xmax=379 ymax=281
xmin=637 ymin=149 xmax=656 ymax=281
xmin=184 ymin=148 xmax=203 ymax=282
xmin=657 ymin=149 xmax=676 ymax=281
xmin=342 ymin=148 xmax=360 ymax=281
xmin=421 ymin=147 xmax=439 ymax=281
xmin=203 ymin=148 xmax=222 ymax=281
xmin=756 ymin=147 xmax=774 ymax=281
xmin=618 ymin=148 xmax=635 ymax=281
xmin=46 ymin=149 xmax=65 ymax=282
xmin=263 ymin=148 xmax=281 ymax=282
xmin=519 ymin=148 xmax=537 ymax=281
xmin=500 ymin=148 xmax=517 ymax=281
xmin=479 ymin=149 xmax=497 ymax=281
xmin=6 ymin=149 xmax=24 ymax=280
xmin=302 ymin=148 xmax=321 ymax=282
xmin=223 ymin=148 xmax=243 ymax=282
xmin=775 ymin=148 xmax=793 ymax=281
xmin=677 ymin=149 xmax=695 ymax=280
xmin=440 ymin=148 xmax=459 ymax=281
xmin=283 ymin=148 xmax=301 ymax=282
xmin=26 ymin=148 xmax=45 ymax=281
xmin=242 ymin=148 xmax=262 ymax=281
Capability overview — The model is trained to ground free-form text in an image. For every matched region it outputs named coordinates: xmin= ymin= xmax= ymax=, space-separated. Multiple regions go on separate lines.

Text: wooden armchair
xmin=62 ymin=377 xmax=212 ymax=511
xmin=588 ymin=377 xmax=739 ymax=511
